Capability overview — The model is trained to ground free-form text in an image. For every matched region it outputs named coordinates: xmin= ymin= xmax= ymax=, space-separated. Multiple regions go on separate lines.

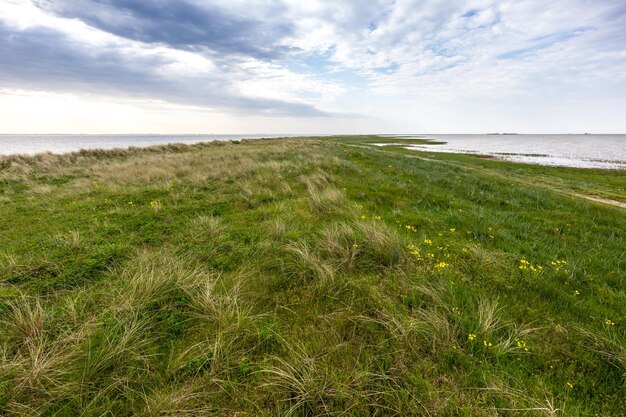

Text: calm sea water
xmin=382 ymin=134 xmax=626 ymax=170
xmin=0 ymin=134 xmax=310 ymax=156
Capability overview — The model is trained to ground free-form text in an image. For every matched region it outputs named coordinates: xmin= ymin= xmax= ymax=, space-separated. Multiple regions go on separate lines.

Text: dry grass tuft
xmin=181 ymin=272 xmax=257 ymax=332
xmin=355 ymin=220 xmax=407 ymax=269
xmin=317 ymin=222 xmax=360 ymax=270
xmin=577 ymin=326 xmax=626 ymax=370
xmin=302 ymin=173 xmax=346 ymax=213
xmin=142 ymin=385 xmax=214 ymax=417
xmin=259 ymin=339 xmax=420 ymax=416
xmin=1 ymin=295 xmax=47 ymax=344
xmin=115 ymin=250 xmax=203 ymax=312
xmin=77 ymin=313 xmax=153 ymax=389
xmin=260 ymin=343 xmax=344 ymax=416
xmin=282 ymin=242 xmax=335 ymax=285
xmin=51 ymin=229 xmax=82 ymax=249
xmin=186 ymin=215 xmax=230 ymax=259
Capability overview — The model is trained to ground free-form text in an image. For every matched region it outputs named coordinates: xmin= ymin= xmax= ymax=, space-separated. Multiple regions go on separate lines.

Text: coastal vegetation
xmin=0 ymin=136 xmax=624 ymax=416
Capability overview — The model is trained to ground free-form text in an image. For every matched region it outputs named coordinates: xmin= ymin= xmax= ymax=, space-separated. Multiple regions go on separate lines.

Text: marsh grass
xmin=0 ymin=136 xmax=624 ymax=415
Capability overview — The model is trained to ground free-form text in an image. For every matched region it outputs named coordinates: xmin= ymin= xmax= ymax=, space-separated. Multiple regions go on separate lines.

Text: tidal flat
xmin=377 ymin=134 xmax=626 ymax=170
xmin=0 ymin=136 xmax=624 ymax=415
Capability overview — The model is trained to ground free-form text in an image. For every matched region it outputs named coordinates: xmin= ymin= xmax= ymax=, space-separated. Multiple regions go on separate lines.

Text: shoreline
xmin=405 ymin=145 xmax=626 ymax=171
xmin=1 ymin=134 xmax=624 ymax=171
xmin=371 ymin=135 xmax=626 ymax=171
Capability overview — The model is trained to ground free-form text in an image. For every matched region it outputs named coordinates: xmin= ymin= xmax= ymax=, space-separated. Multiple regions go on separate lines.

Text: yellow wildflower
xmin=519 ymin=259 xmax=542 ymax=273
xmin=468 ymin=333 xmax=476 ymax=341
xmin=515 ymin=338 xmax=529 ymax=351
xmin=550 ymin=260 xmax=568 ymax=272
xmin=407 ymin=244 xmax=421 ymax=258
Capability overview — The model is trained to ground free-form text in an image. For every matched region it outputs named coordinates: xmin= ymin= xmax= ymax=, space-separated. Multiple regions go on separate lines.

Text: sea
xmin=380 ymin=134 xmax=626 ymax=170
xmin=0 ymin=133 xmax=625 ymax=170
xmin=0 ymin=134 xmax=309 ymax=156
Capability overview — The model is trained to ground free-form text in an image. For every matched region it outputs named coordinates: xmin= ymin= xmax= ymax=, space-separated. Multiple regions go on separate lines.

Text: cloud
xmin=1 ymin=0 xmax=626 ymax=132
xmin=497 ymin=27 xmax=594 ymax=60
xmin=33 ymin=0 xmax=296 ymax=59
xmin=295 ymin=0 xmax=626 ymax=103
xmin=0 ymin=10 xmax=331 ymax=116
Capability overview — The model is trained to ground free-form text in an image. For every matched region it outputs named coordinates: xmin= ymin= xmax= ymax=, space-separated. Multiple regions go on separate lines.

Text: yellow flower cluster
xmin=406 ymin=236 xmax=459 ymax=269
xmin=405 ymin=225 xmax=417 ymax=232
xmin=518 ymin=259 xmax=542 ymax=273
xmin=550 ymin=260 xmax=568 ymax=272
xmin=604 ymin=319 xmax=615 ymax=326
xmin=515 ymin=338 xmax=529 ymax=352
xmin=407 ymin=244 xmax=421 ymax=259
xmin=373 ymin=215 xmax=382 ymax=220
xmin=468 ymin=333 xmax=476 ymax=341
xmin=566 ymin=382 xmax=574 ymax=389
xmin=149 ymin=200 xmax=160 ymax=208
xmin=483 ymin=340 xmax=493 ymax=348
xmin=451 ymin=307 xmax=461 ymax=316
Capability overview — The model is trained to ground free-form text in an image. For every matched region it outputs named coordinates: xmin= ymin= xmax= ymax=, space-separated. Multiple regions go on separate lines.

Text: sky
xmin=0 ymin=0 xmax=625 ymax=134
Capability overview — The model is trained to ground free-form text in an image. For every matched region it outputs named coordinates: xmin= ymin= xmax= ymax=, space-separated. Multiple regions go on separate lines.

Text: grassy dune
xmin=0 ymin=136 xmax=624 ymax=416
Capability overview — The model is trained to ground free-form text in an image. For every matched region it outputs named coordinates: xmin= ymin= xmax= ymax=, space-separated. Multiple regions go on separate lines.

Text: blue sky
xmin=0 ymin=0 xmax=625 ymax=133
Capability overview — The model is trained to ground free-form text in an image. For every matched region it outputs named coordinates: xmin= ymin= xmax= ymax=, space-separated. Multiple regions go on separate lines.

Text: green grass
xmin=0 ymin=136 xmax=624 ymax=416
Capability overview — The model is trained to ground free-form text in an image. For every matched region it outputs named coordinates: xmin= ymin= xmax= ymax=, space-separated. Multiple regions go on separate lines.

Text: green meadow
xmin=0 ymin=136 xmax=624 ymax=416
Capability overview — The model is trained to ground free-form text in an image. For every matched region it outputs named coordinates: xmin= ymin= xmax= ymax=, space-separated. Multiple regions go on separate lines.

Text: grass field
xmin=0 ymin=136 xmax=624 ymax=416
